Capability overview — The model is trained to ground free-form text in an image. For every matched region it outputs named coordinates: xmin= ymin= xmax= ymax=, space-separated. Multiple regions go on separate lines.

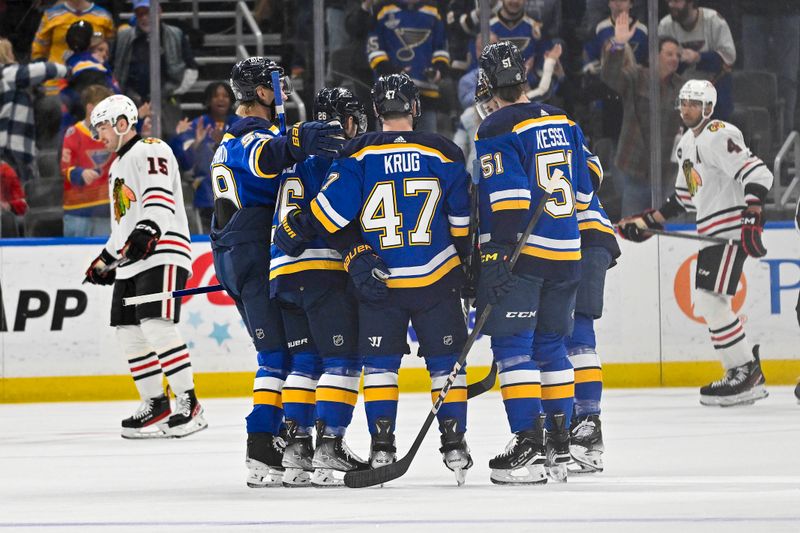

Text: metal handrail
xmin=772 ymin=131 xmax=800 ymax=208
xmin=236 ymin=1 xmax=263 ymax=58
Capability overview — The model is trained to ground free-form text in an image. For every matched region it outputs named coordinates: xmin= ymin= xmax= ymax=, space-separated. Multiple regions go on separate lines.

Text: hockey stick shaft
xmin=271 ymin=71 xmax=287 ymax=135
xmin=616 ymin=226 xmax=739 ymax=245
xmin=123 ymin=284 xmax=224 ymax=306
xmin=343 ymin=170 xmax=561 ymax=489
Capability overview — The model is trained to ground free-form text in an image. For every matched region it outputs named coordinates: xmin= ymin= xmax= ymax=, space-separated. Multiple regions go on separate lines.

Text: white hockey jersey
xmin=103 ymin=136 xmax=192 ymax=279
xmin=673 ymin=120 xmax=773 ymax=246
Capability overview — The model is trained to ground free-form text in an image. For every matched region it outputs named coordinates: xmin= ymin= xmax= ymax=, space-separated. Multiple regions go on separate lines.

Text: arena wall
xmin=1 ymin=224 xmax=798 ymax=402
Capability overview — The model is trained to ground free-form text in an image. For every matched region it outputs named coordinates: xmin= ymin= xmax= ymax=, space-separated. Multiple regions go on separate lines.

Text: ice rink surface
xmin=1 ymin=388 xmax=799 ymax=533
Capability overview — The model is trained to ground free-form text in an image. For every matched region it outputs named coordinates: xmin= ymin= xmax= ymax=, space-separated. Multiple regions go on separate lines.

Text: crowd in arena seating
xmin=1 ymin=0 xmax=798 ymax=237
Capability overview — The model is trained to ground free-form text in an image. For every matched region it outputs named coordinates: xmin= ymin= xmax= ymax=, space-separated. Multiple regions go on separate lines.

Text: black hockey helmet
xmin=67 ymin=20 xmax=94 ymax=53
xmin=479 ymin=41 xmax=526 ymax=90
xmin=229 ymin=56 xmax=292 ymax=103
xmin=371 ymin=73 xmax=420 ymax=119
xmin=314 ymin=87 xmax=368 ymax=135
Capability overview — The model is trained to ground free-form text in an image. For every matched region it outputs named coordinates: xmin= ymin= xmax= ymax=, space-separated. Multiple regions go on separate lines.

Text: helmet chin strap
xmin=113 ymin=121 xmax=134 ymax=152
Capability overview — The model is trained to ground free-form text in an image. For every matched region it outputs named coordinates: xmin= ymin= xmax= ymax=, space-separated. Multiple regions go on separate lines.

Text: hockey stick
xmin=615 ymin=225 xmax=740 ymax=245
xmin=464 ymin=160 xmax=498 ymax=399
xmin=271 ymin=71 xmax=287 ymax=135
xmin=343 ymin=170 xmax=562 ymax=489
xmin=123 ymin=284 xmax=224 ymax=306
xmin=461 ymin=159 xmax=481 ymax=317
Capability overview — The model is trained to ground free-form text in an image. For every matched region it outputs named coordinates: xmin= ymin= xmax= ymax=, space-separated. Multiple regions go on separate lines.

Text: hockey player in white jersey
xmin=84 ymin=94 xmax=207 ymax=438
xmin=618 ymin=79 xmax=773 ymax=407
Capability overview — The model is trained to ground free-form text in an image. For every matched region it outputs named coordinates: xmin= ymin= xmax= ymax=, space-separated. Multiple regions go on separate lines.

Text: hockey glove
xmin=84 ymin=249 xmax=117 ymax=285
xmin=479 ymin=241 xmax=516 ymax=305
xmin=288 ymin=121 xmax=346 ymax=160
xmin=617 ymin=209 xmax=663 ymax=242
xmin=123 ymin=220 xmax=161 ymax=260
xmin=740 ymin=207 xmax=767 ymax=257
xmin=343 ymin=243 xmax=390 ymax=303
xmin=274 ymin=209 xmax=318 ymax=257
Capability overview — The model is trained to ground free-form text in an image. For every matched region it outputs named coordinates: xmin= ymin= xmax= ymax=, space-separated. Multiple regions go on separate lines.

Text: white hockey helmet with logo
xmin=90 ymin=94 xmax=139 ymax=150
xmin=678 ymin=79 xmax=717 ymax=119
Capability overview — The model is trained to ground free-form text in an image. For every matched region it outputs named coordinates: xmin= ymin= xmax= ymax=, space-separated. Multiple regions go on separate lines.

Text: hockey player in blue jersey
xmin=269 ymin=87 xmax=369 ymax=487
xmin=474 ymin=42 xmax=595 ymax=485
xmin=275 ymin=73 xmax=474 ymax=485
xmin=367 ymin=1 xmax=450 ymax=132
xmin=566 ymin=149 xmax=621 ymax=474
xmin=209 ymin=56 xmax=346 ymax=488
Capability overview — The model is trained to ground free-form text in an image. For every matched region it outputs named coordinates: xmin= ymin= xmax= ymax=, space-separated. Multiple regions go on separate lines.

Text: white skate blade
xmin=546 ymin=462 xmax=568 ymax=483
xmin=246 ymin=459 xmax=284 ymax=488
xmin=282 ymin=467 xmax=311 ymax=487
xmin=121 ymin=423 xmax=170 ymax=439
xmin=311 ymin=468 xmax=346 ymax=487
xmin=569 ymin=446 xmax=604 ymax=474
xmin=490 ymin=464 xmax=547 ymax=485
xmin=167 ymin=413 xmax=208 ymax=438
xmin=453 ymin=467 xmax=466 ymax=486
xmin=700 ymin=385 xmax=769 ymax=407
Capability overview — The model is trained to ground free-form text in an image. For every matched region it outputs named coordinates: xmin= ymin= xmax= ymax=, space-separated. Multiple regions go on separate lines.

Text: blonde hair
xmin=0 ymin=38 xmax=15 ymax=65
xmin=81 ymin=84 xmax=115 ymax=108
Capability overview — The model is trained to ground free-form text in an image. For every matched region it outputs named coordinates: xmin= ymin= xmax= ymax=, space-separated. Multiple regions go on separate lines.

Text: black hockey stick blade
xmin=467 ymin=361 xmax=497 ymax=399
xmin=344 ymin=170 xmax=561 ymax=489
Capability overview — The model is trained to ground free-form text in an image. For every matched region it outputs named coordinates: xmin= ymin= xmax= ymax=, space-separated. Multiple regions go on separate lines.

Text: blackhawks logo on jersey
xmin=682 ymin=159 xmax=703 ymax=196
xmin=112 ymin=178 xmax=137 ymax=222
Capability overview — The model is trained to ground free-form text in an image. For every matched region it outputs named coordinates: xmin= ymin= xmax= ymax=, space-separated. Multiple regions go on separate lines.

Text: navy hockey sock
xmin=282 ymin=352 xmax=321 ymax=433
xmin=492 ymin=333 xmax=543 ymax=433
xmin=566 ymin=314 xmax=602 ymax=417
xmin=535 ymin=332 xmax=575 ymax=430
xmin=246 ymin=350 xmax=290 ymax=434
xmin=425 ymin=354 xmax=467 ymax=433
xmin=363 ymin=355 xmax=402 ymax=435
xmin=315 ymin=357 xmax=362 ymax=436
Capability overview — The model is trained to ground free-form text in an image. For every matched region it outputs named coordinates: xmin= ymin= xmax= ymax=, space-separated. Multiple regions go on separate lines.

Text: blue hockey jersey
xmin=475 ymin=102 xmax=595 ymax=280
xmin=269 ymin=156 xmax=347 ymax=294
xmin=309 ymin=131 xmax=471 ymax=295
xmin=367 ymin=2 xmax=450 ymax=99
xmin=210 ymin=117 xmax=298 ymax=211
xmin=577 ymin=148 xmax=621 ymax=261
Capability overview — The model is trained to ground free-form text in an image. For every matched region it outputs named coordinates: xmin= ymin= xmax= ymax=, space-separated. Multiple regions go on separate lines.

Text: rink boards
xmin=1 ymin=224 xmax=798 ymax=402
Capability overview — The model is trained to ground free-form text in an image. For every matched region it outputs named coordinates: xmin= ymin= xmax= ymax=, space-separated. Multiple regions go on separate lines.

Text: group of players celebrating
xmin=83 ymin=37 xmax=776 ymax=487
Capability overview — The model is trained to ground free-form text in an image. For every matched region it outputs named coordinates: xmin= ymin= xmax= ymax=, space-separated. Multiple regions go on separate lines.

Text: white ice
xmin=1 ymin=388 xmax=799 ymax=533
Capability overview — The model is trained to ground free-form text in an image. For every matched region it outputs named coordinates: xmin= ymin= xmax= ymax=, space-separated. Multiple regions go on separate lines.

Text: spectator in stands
xmin=523 ymin=0 xmax=561 ymax=40
xmin=1 ymin=37 xmax=68 ymax=181
xmin=739 ymin=1 xmax=800 ymax=135
xmin=367 ymin=0 xmax=450 ymax=133
xmin=601 ymin=14 xmax=684 ymax=215
xmin=31 ymin=0 xmax=116 ymax=145
xmin=170 ymin=82 xmax=239 ymax=234
xmin=657 ymin=0 xmax=735 ymax=121
xmin=445 ymin=0 xmax=484 ymax=78
xmin=61 ymin=20 xmax=120 ymax=130
xmin=491 ymin=0 xmax=563 ymax=102
xmin=61 ymin=84 xmax=114 ymax=237
xmin=584 ymin=0 xmax=648 ymax=69
xmin=112 ymin=0 xmax=198 ymax=139
xmin=0 ymin=158 xmax=27 ymax=237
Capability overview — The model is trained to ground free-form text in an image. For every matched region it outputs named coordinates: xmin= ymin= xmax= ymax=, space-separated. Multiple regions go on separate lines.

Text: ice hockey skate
xmin=795 ymin=381 xmax=800 ymax=404
xmin=121 ymin=395 xmax=172 ymax=439
xmin=568 ymin=414 xmax=604 ymax=474
xmin=246 ymin=432 xmax=286 ymax=488
xmin=282 ymin=420 xmax=314 ymax=487
xmin=439 ymin=418 xmax=473 ymax=486
xmin=369 ymin=417 xmax=397 ymax=469
xmin=545 ymin=412 xmax=570 ymax=482
xmin=166 ymin=389 xmax=207 ymax=438
xmin=489 ymin=413 xmax=547 ymax=485
xmin=700 ymin=345 xmax=768 ymax=407
xmin=311 ymin=433 xmax=369 ymax=487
